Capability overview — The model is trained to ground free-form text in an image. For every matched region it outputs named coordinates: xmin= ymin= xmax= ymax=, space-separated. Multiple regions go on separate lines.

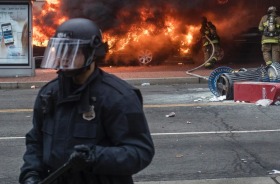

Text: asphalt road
xmin=0 ymin=84 xmax=279 ymax=183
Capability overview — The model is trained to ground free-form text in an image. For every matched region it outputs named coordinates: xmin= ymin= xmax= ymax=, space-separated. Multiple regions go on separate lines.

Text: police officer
xmin=19 ymin=18 xmax=155 ymax=184
xmin=200 ymin=16 xmax=222 ymax=69
xmin=258 ymin=6 xmax=280 ymax=66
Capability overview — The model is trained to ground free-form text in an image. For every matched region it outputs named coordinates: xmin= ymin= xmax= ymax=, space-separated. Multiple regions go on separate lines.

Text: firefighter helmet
xmin=41 ymin=18 xmax=107 ymax=70
xmin=201 ymin=16 xmax=207 ymax=25
xmin=267 ymin=6 xmax=277 ymax=14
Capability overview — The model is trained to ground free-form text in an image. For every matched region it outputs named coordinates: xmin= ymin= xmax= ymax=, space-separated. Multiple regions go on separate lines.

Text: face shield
xmin=41 ymin=38 xmax=90 ymax=70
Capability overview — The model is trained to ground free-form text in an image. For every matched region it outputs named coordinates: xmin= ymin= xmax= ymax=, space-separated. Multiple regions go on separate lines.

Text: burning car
xmin=33 ymin=39 xmax=193 ymax=68
xmin=104 ymin=33 xmax=193 ymax=66
xmin=102 ymin=23 xmax=197 ymax=66
xmin=33 ymin=25 xmax=196 ymax=68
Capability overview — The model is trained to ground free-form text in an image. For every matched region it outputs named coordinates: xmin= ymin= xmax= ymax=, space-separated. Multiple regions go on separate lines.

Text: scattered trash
xmin=209 ymin=95 xmax=226 ymax=102
xmin=268 ymin=169 xmax=280 ymax=175
xmin=175 ymin=154 xmax=184 ymax=158
xmin=274 ymin=101 xmax=280 ymax=105
xmin=194 ymin=98 xmax=202 ymax=102
xmin=255 ymin=87 xmax=273 ymax=106
xmin=241 ymin=159 xmax=247 ymax=163
xmin=255 ymin=99 xmax=273 ymax=107
xmin=195 ymin=106 xmax=202 ymax=109
xmin=186 ymin=121 xmax=191 ymax=124
xmin=25 ymin=116 xmax=31 ymax=118
xmin=31 ymin=85 xmax=36 ymax=89
xmin=166 ymin=112 xmax=175 ymax=117
xmin=141 ymin=82 xmax=150 ymax=86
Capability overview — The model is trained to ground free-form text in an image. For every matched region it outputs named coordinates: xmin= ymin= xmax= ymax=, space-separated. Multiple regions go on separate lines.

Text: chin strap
xmin=84 ymin=47 xmax=97 ymax=67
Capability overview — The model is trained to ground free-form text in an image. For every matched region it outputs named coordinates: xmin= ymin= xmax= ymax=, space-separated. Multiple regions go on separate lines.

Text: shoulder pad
xmin=101 ymin=73 xmax=135 ymax=95
xmin=39 ymin=77 xmax=59 ymax=94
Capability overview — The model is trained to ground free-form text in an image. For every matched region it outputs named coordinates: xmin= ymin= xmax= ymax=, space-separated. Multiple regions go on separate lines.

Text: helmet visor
xmin=41 ymin=38 xmax=90 ymax=70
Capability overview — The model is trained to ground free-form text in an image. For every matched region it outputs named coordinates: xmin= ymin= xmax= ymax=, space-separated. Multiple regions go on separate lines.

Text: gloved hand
xmin=68 ymin=144 xmax=96 ymax=171
xmin=23 ymin=175 xmax=41 ymax=184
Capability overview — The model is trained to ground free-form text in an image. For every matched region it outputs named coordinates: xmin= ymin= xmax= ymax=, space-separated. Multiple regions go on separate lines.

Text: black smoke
xmin=56 ymin=0 xmax=279 ymax=36
xmin=33 ymin=0 xmax=280 ymax=64
xmin=34 ymin=0 xmax=280 ymax=39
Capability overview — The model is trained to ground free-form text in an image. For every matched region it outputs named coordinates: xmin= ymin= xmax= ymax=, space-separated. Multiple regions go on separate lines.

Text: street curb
xmin=0 ymin=81 xmax=49 ymax=89
xmin=135 ymin=176 xmax=279 ymax=184
xmin=126 ymin=77 xmax=208 ymax=85
xmin=0 ymin=77 xmax=208 ymax=89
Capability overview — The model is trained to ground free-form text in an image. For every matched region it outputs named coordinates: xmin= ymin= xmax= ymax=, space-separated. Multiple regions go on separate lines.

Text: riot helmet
xmin=41 ymin=18 xmax=107 ymax=71
xmin=267 ymin=6 xmax=277 ymax=14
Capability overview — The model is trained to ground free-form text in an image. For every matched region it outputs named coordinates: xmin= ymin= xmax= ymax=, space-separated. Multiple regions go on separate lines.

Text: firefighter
xmin=19 ymin=18 xmax=155 ymax=184
xmin=258 ymin=6 xmax=280 ymax=66
xmin=200 ymin=16 xmax=222 ymax=69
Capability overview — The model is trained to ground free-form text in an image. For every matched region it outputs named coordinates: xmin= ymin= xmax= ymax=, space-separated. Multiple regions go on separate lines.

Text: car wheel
xmin=138 ymin=49 xmax=153 ymax=65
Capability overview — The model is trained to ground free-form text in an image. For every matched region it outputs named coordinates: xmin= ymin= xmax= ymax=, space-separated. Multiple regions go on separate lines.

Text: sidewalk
xmin=0 ymin=63 xmax=260 ymax=89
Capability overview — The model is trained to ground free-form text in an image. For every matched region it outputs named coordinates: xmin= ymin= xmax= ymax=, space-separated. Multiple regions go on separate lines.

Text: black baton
xmin=39 ymin=162 xmax=72 ymax=184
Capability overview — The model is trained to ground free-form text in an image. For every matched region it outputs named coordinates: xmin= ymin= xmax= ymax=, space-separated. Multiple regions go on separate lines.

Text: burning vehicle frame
xmin=103 ymin=30 xmax=195 ymax=66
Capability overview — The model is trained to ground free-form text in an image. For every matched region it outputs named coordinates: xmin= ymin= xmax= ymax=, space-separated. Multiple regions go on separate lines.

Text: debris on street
xmin=268 ymin=169 xmax=280 ymax=175
xmin=166 ymin=112 xmax=175 ymax=117
xmin=255 ymin=99 xmax=273 ymax=107
xmin=274 ymin=101 xmax=280 ymax=105
xmin=175 ymin=154 xmax=184 ymax=158
xmin=194 ymin=98 xmax=202 ymax=102
xmin=141 ymin=82 xmax=150 ymax=86
xmin=209 ymin=95 xmax=226 ymax=102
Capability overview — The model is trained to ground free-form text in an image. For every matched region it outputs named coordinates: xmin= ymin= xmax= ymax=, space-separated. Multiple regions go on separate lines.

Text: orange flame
xmin=33 ymin=1 xmax=200 ymax=63
xmin=33 ymin=0 xmax=67 ymax=46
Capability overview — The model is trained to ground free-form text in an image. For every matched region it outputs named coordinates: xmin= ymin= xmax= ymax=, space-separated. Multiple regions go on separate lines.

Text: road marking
xmin=0 ymin=109 xmax=32 ymax=113
xmin=0 ymin=103 xmax=241 ymax=113
xmin=151 ymin=129 xmax=280 ymax=136
xmin=1 ymin=129 xmax=279 ymax=140
xmin=144 ymin=102 xmax=246 ymax=108
xmin=0 ymin=137 xmax=25 ymax=140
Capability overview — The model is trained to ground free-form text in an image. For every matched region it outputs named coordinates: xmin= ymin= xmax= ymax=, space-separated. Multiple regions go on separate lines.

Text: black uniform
xmin=19 ymin=68 xmax=155 ymax=184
